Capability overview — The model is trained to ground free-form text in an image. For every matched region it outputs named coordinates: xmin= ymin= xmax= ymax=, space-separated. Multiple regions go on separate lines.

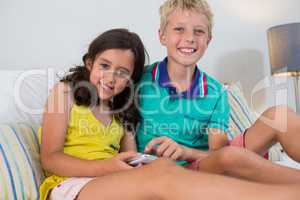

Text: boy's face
xmin=159 ymin=8 xmax=211 ymax=68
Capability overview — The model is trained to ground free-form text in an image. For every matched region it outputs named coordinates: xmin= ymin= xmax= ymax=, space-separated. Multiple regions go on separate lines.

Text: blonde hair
xmin=159 ymin=0 xmax=214 ymax=37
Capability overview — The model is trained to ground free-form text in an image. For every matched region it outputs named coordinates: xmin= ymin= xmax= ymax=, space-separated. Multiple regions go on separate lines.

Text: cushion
xmin=0 ymin=123 xmax=44 ymax=200
xmin=226 ymin=82 xmax=256 ymax=140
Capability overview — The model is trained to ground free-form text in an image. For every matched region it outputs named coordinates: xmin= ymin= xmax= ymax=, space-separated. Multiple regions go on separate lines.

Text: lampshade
xmin=267 ymin=22 xmax=300 ymax=76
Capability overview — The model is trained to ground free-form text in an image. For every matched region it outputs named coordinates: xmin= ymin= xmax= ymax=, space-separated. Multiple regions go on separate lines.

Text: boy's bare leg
xmin=77 ymin=159 xmax=299 ymax=200
xmin=244 ymin=105 xmax=300 ymax=162
xmin=193 ymin=105 xmax=300 ymax=184
xmin=168 ymin=165 xmax=299 ymax=200
xmin=197 ymin=146 xmax=300 ymax=184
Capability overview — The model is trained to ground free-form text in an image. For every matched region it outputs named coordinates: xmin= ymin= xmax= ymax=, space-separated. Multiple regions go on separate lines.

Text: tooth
xmin=181 ymin=48 xmax=193 ymax=53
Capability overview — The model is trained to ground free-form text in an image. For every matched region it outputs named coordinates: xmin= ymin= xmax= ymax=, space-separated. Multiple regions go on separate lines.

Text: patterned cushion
xmin=0 ymin=123 xmax=44 ymax=200
xmin=226 ymin=83 xmax=256 ymax=140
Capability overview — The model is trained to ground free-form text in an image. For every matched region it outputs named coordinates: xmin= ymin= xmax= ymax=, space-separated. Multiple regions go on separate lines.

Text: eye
xmin=194 ymin=29 xmax=206 ymax=36
xmin=99 ymin=63 xmax=110 ymax=70
xmin=115 ymin=69 xmax=130 ymax=78
xmin=174 ymin=27 xmax=184 ymax=33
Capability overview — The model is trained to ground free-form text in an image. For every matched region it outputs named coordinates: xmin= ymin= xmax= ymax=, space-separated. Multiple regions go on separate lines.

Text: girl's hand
xmin=144 ymin=136 xmax=186 ymax=160
xmin=112 ymin=151 xmax=138 ymax=170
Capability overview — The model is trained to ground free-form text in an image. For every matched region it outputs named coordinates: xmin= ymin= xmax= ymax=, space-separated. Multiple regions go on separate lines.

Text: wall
xmin=1 ymin=0 xmax=300 ymax=113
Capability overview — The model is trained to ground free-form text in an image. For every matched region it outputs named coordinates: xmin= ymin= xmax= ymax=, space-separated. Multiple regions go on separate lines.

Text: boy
xmin=137 ymin=0 xmax=227 ymax=163
xmin=136 ymin=0 xmax=300 ymax=182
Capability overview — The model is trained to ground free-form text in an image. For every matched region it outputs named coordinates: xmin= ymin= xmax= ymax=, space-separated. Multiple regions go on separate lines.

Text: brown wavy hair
xmin=61 ymin=28 xmax=148 ymax=131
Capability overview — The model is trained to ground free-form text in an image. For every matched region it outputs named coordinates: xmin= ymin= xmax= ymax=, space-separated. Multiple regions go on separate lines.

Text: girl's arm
xmin=120 ymin=131 xmax=137 ymax=152
xmin=40 ymin=82 xmax=136 ymax=177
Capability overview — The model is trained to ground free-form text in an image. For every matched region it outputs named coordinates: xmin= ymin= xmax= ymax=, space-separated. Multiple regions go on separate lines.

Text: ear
xmin=159 ymin=29 xmax=167 ymax=46
xmin=125 ymin=80 xmax=131 ymax=87
xmin=207 ymin=35 xmax=212 ymax=45
xmin=85 ymin=58 xmax=93 ymax=71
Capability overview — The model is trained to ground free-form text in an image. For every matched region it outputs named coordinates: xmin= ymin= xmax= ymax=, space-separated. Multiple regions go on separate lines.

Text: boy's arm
xmin=180 ymin=146 xmax=210 ymax=161
xmin=181 ymin=128 xmax=228 ymax=161
xmin=208 ymin=128 xmax=229 ymax=151
xmin=145 ymin=136 xmax=211 ymax=161
xmin=206 ymin=87 xmax=230 ymax=151
xmin=178 ymin=128 xmax=229 ymax=161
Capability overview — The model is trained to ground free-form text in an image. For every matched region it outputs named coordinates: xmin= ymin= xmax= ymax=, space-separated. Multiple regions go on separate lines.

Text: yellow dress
xmin=39 ymin=104 xmax=124 ymax=200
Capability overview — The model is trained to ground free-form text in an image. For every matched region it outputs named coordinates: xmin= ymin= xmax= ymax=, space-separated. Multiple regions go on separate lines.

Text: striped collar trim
xmin=151 ymin=58 xmax=207 ymax=98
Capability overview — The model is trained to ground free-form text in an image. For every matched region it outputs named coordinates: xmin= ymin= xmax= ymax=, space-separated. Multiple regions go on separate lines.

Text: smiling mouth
xmin=178 ymin=48 xmax=197 ymax=55
xmin=98 ymin=81 xmax=114 ymax=92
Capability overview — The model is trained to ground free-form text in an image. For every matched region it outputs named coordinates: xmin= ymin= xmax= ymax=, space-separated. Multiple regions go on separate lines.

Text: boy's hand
xmin=144 ymin=136 xmax=186 ymax=160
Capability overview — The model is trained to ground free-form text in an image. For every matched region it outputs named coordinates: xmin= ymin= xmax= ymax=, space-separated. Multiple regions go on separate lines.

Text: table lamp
xmin=267 ymin=22 xmax=300 ymax=113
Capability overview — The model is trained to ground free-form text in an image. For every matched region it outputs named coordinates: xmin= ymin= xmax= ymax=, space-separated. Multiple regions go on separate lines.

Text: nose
xmin=105 ymin=70 xmax=116 ymax=84
xmin=184 ymin=30 xmax=195 ymax=44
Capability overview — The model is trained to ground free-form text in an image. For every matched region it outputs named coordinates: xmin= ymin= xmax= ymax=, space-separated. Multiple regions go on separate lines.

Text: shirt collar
xmin=152 ymin=57 xmax=207 ymax=98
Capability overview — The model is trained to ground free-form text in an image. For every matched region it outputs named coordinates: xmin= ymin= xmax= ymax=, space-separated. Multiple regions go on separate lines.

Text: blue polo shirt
xmin=136 ymin=57 xmax=230 ymax=154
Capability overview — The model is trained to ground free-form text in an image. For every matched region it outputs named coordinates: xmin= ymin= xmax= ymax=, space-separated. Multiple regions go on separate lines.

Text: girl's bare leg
xmin=244 ymin=105 xmax=300 ymax=162
xmin=197 ymin=146 xmax=300 ymax=184
xmin=77 ymin=160 xmax=168 ymax=200
xmin=77 ymin=159 xmax=300 ymax=200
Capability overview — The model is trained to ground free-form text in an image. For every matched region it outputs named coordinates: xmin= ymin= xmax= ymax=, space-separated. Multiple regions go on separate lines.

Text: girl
xmin=39 ymin=28 xmax=146 ymax=200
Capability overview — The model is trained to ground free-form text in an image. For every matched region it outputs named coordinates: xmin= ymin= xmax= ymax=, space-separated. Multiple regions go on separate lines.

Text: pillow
xmin=0 ymin=123 xmax=44 ymax=200
xmin=0 ymin=69 xmax=61 ymax=124
xmin=226 ymin=82 xmax=256 ymax=140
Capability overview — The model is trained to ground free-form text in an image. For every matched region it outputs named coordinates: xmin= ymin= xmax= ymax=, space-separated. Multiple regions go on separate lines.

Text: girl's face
xmin=87 ymin=49 xmax=135 ymax=101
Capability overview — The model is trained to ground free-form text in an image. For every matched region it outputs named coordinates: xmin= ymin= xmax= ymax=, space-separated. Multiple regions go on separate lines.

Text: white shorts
xmin=49 ymin=177 xmax=94 ymax=200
